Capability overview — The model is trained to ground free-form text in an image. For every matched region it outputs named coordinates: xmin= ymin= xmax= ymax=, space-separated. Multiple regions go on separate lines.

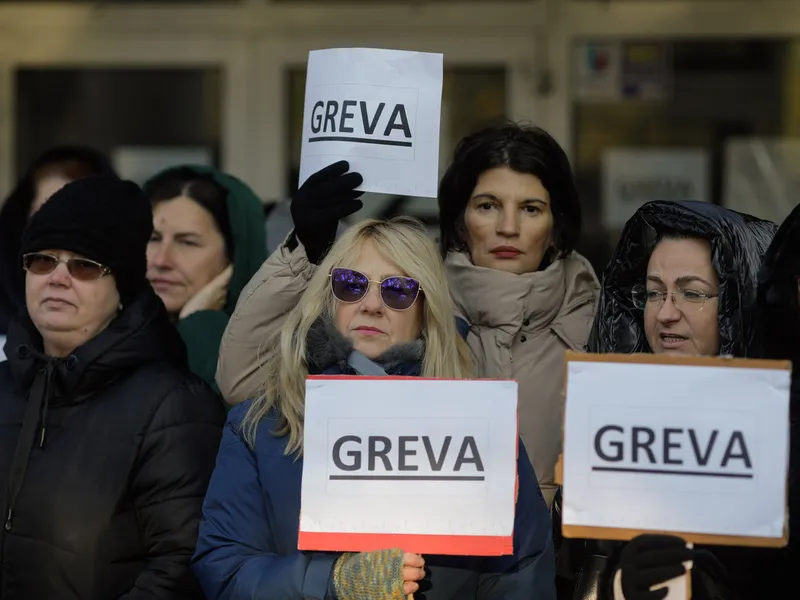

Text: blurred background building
xmin=2 ymin=0 xmax=800 ymax=270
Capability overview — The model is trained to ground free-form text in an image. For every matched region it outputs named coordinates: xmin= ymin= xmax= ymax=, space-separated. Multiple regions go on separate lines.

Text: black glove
xmin=290 ymin=160 xmax=363 ymax=264
xmin=619 ymin=534 xmax=693 ymax=600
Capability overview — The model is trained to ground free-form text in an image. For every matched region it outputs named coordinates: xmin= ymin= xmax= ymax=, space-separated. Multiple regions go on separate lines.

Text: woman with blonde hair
xmin=192 ymin=217 xmax=556 ymax=600
xmin=217 ymin=124 xmax=598 ymax=511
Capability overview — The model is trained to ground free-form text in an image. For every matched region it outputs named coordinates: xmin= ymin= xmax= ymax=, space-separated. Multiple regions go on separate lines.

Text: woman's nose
xmin=150 ymin=243 xmax=173 ymax=269
xmin=47 ymin=262 xmax=71 ymax=286
xmin=496 ymin=210 xmax=519 ymax=237
xmin=656 ymin=292 xmax=682 ymax=322
xmin=359 ymin=283 xmax=384 ymax=313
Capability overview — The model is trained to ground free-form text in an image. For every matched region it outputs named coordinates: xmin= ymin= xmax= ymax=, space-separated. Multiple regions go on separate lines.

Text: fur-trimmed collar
xmin=305 ymin=318 xmax=425 ymax=376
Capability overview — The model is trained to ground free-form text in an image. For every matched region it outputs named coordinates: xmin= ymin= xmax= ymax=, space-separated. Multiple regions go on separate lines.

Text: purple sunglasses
xmin=329 ymin=267 xmax=422 ymax=311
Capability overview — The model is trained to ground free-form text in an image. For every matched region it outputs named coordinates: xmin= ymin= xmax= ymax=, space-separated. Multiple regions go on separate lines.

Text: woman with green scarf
xmin=144 ymin=166 xmax=267 ymax=394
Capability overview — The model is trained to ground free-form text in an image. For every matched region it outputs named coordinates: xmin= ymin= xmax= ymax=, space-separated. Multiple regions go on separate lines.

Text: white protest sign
xmin=299 ymin=377 xmax=518 ymax=556
xmin=299 ymin=48 xmax=443 ymax=198
xmin=562 ymin=353 xmax=790 ymax=545
xmin=602 ymin=148 xmax=709 ymax=228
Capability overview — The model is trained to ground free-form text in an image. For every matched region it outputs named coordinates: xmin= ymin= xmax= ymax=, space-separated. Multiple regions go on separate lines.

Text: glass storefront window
xmin=572 ymin=39 xmax=791 ymax=273
xmin=15 ymin=68 xmax=222 ymax=183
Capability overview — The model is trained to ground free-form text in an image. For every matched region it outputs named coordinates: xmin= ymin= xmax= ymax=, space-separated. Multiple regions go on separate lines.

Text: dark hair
xmin=147 ymin=168 xmax=234 ymax=261
xmin=1 ymin=146 xmax=116 ymax=242
xmin=437 ymin=122 xmax=582 ymax=262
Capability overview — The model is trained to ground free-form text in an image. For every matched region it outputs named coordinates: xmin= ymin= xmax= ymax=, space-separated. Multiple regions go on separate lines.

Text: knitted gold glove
xmin=332 ymin=548 xmax=407 ymax=600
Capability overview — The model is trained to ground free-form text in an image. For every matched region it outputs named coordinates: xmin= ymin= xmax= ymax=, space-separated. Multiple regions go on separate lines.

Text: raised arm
xmin=216 ymin=161 xmax=363 ymax=405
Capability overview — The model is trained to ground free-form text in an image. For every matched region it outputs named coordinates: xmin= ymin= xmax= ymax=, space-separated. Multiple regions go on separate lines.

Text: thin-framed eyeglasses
xmin=22 ymin=252 xmax=111 ymax=281
xmin=631 ymin=284 xmax=719 ymax=311
xmin=329 ymin=267 xmax=422 ymax=312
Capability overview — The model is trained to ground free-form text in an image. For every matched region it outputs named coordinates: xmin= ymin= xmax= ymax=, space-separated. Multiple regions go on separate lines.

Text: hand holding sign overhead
xmin=299 ymin=48 xmax=444 ymax=198
xmin=291 ymin=161 xmax=363 ymax=264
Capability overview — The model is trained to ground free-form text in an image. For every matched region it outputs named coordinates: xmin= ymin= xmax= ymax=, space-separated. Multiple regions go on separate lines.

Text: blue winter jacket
xmin=192 ymin=326 xmax=556 ymax=600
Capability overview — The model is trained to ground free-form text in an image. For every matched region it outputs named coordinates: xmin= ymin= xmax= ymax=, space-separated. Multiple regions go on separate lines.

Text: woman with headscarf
xmin=143 ymin=166 xmax=267 ymax=392
xmin=0 ymin=144 xmax=116 ymax=342
xmin=214 ymin=123 xmax=598 ymax=508
xmin=192 ymin=217 xmax=556 ymax=600
xmin=559 ymin=200 xmax=777 ymax=600
xmin=0 ymin=176 xmax=225 ymax=599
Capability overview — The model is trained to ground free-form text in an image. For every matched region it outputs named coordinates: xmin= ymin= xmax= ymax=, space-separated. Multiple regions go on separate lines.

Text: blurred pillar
xmin=783 ymin=40 xmax=800 ymax=136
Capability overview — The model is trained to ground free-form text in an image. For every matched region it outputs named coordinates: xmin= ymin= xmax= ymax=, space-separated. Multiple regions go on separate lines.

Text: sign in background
xmin=575 ymin=40 xmax=672 ymax=102
xmin=299 ymin=48 xmax=443 ymax=198
xmin=562 ymin=352 xmax=790 ymax=547
xmin=299 ymin=377 xmax=518 ymax=556
xmin=602 ymin=148 xmax=710 ymax=228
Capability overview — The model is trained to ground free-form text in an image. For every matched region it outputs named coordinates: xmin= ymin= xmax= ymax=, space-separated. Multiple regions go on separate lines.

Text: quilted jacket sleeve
xmin=120 ymin=378 xmax=226 ymax=599
xmin=191 ymin=412 xmax=338 ymax=600
xmin=215 ymin=234 xmax=316 ymax=407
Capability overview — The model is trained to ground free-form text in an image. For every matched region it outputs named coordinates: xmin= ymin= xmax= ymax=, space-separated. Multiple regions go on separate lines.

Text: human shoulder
xmin=224 ymin=399 xmax=289 ymax=458
xmin=131 ymin=363 xmax=226 ymax=431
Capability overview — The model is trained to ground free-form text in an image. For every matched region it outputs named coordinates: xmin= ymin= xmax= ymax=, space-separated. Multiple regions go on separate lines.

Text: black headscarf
xmin=589 ymin=201 xmax=777 ymax=358
xmin=0 ymin=145 xmax=116 ymax=335
xmin=754 ymin=203 xmax=800 ymax=577
xmin=757 ymin=202 xmax=800 ymax=362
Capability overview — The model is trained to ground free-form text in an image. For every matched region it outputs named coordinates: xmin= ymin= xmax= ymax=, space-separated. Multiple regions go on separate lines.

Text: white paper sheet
xmin=300 ymin=378 xmax=517 ymax=538
xmin=299 ymin=48 xmax=443 ymax=198
xmin=563 ymin=360 xmax=790 ymax=539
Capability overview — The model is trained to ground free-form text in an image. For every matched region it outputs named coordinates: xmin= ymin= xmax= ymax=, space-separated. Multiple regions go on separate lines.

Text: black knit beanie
xmin=20 ymin=175 xmax=153 ymax=305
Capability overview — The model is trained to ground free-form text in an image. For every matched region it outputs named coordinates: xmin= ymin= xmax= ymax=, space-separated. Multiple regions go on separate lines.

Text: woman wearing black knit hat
xmin=0 ymin=175 xmax=225 ymax=599
xmin=0 ymin=144 xmax=117 ymax=344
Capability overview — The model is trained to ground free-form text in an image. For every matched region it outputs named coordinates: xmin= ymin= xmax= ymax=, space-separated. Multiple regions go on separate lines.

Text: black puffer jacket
xmin=589 ymin=200 xmax=777 ymax=357
xmin=0 ymin=288 xmax=225 ymax=599
xmin=719 ymin=202 xmax=800 ymax=597
xmin=564 ymin=201 xmax=777 ymax=600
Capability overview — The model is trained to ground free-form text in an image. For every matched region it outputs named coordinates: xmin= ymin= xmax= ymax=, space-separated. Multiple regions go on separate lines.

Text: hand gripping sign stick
xmin=347 ymin=350 xmax=418 ymax=600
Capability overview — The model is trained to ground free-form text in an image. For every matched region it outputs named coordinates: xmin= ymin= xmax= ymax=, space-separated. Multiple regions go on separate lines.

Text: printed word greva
xmin=310 ymin=101 xmax=412 ymax=139
xmin=593 ymin=425 xmax=752 ymax=471
xmin=332 ymin=435 xmax=484 ymax=473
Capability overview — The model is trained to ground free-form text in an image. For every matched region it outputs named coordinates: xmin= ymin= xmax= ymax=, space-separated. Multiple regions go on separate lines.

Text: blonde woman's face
xmin=333 ymin=239 xmax=423 ymax=359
